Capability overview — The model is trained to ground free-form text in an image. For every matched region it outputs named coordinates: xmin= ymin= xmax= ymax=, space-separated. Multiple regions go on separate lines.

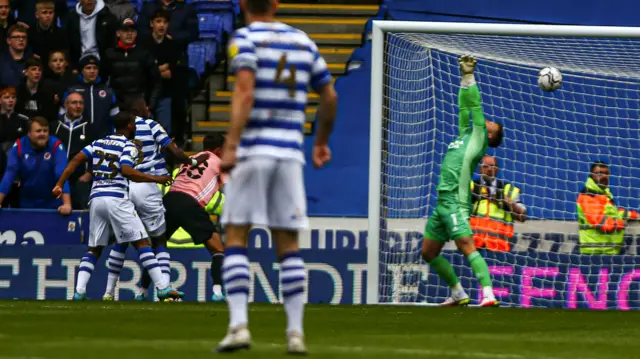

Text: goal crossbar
xmin=366 ymin=20 xmax=640 ymax=305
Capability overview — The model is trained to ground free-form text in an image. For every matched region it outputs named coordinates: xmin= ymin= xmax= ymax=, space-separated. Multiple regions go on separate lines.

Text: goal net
xmin=367 ymin=22 xmax=640 ymax=309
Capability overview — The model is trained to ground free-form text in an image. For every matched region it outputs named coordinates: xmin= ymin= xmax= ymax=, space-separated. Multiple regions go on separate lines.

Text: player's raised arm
xmin=458 ymin=55 xmax=485 ymax=132
xmin=120 ymin=143 xmax=172 ymax=184
xmin=53 ymin=151 xmax=89 ymax=199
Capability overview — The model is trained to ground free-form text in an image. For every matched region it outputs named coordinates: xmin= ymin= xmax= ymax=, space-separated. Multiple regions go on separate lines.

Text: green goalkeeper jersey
xmin=436 ymin=84 xmax=488 ymax=200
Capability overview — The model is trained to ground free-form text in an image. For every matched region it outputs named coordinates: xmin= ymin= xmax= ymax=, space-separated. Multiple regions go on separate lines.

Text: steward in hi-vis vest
xmin=470 ymin=155 xmax=527 ymax=252
xmin=577 ymin=162 xmax=638 ymax=255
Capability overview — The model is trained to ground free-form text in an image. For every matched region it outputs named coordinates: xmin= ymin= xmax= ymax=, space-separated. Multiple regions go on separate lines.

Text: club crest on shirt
xmin=99 ymin=90 xmax=106 ymax=98
xmin=44 ymin=152 xmax=51 ymax=160
xmin=228 ymin=41 xmax=239 ymax=59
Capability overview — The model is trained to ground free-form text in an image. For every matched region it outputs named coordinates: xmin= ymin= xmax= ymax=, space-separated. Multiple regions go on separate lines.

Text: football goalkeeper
xmin=421 ymin=55 xmax=504 ymax=307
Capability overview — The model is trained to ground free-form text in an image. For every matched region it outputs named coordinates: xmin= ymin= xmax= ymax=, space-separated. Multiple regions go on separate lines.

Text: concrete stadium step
xmin=309 ymin=33 xmax=362 ymax=45
xmin=206 ymin=104 xmax=318 ymax=122
xmin=277 ymin=4 xmax=379 ymax=16
xmin=276 ymin=17 xmax=368 ymax=35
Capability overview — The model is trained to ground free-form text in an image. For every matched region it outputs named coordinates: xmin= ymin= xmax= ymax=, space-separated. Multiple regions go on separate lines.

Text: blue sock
xmin=223 ymin=247 xmax=250 ymax=328
xmin=281 ymin=252 xmax=307 ymax=335
xmin=76 ymin=253 xmax=97 ymax=294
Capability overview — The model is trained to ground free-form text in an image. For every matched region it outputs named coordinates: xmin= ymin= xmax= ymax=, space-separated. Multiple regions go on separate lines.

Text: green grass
xmin=0 ymin=301 xmax=639 ymax=359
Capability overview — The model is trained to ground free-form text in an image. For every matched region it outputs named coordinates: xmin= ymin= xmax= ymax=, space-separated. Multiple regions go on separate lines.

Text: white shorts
xmin=88 ymin=197 xmax=149 ymax=247
xmin=129 ymin=181 xmax=166 ymax=237
xmin=221 ymin=156 xmax=308 ymax=230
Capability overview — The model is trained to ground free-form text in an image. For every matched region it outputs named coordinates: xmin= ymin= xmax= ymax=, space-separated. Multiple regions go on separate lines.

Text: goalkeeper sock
xmin=427 ymin=255 xmax=460 ymax=288
xmin=467 ymin=251 xmax=493 ymax=288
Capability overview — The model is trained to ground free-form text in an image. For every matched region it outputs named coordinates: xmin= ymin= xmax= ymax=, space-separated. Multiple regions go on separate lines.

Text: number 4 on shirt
xmin=274 ymin=54 xmax=297 ymax=99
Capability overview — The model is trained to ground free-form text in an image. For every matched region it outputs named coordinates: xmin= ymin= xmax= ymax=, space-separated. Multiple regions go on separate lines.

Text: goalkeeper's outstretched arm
xmin=458 ymin=55 xmax=485 ymax=134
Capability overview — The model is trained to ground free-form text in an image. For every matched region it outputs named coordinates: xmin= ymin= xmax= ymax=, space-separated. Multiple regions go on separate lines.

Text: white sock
xmin=137 ymin=247 xmax=168 ymax=290
xmin=483 ymin=286 xmax=495 ymax=300
xmin=155 ymin=246 xmax=171 ymax=284
xmin=137 ymin=286 xmax=148 ymax=297
xmin=213 ymin=284 xmax=223 ymax=296
xmin=222 ymin=248 xmax=250 ymax=329
xmin=76 ymin=253 xmax=97 ymax=294
xmin=281 ymin=253 xmax=307 ymax=335
xmin=104 ymin=246 xmax=126 ymax=296
xmin=451 ymin=282 xmax=467 ymax=299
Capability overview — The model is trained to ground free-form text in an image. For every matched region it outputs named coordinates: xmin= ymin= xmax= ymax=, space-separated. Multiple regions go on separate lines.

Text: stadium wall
xmin=2 ymin=210 xmax=640 ymax=309
xmin=304 ymin=0 xmax=640 ymax=219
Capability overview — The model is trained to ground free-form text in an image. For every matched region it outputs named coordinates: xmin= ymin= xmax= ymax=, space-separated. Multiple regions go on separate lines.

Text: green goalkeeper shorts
xmin=424 ymin=191 xmax=473 ymax=242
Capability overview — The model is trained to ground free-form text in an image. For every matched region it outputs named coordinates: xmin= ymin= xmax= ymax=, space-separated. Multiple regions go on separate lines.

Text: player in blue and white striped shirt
xmin=216 ymin=0 xmax=338 ymax=354
xmin=101 ymin=97 xmax=210 ymax=301
xmin=53 ymin=111 xmax=184 ymax=301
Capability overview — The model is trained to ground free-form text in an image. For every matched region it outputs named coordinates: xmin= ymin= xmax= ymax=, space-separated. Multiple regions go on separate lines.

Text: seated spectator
xmin=105 ymin=0 xmax=136 ymax=23
xmin=0 ymin=0 xmax=17 ymax=55
xmin=14 ymin=0 xmax=67 ymax=29
xmin=45 ymin=50 xmax=76 ymax=103
xmin=16 ymin=57 xmax=57 ymax=122
xmin=52 ymin=92 xmax=99 ymax=209
xmin=138 ymin=0 xmax=198 ymax=146
xmin=141 ymin=8 xmax=180 ymax=134
xmin=27 ymin=0 xmax=68 ymax=67
xmin=62 ymin=52 xmax=118 ymax=139
xmin=67 ymin=0 xmax=118 ymax=66
xmin=0 ymin=116 xmax=72 ymax=214
xmin=0 ymin=25 xmax=33 ymax=87
xmin=103 ymin=18 xmax=161 ymax=111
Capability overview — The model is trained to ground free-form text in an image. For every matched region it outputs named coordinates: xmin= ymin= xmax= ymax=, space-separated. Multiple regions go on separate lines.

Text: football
xmin=538 ymin=67 xmax=563 ymax=92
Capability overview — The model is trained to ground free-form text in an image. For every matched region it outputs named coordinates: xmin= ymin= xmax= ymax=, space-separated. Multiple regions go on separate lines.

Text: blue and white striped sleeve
xmin=149 ymin=120 xmax=171 ymax=148
xmin=309 ymin=43 xmax=332 ymax=92
xmin=120 ymin=142 xmax=136 ymax=167
xmin=228 ymin=30 xmax=258 ymax=74
xmin=81 ymin=144 xmax=94 ymax=159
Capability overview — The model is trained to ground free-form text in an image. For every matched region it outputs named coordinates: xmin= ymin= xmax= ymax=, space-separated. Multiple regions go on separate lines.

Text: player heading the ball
xmin=52 ymin=111 xmax=183 ymax=301
xmin=215 ymin=0 xmax=338 ymax=355
xmin=421 ymin=55 xmax=504 ymax=307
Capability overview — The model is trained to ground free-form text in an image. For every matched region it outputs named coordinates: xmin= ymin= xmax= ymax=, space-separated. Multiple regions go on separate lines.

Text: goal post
xmin=367 ymin=21 xmax=640 ymax=307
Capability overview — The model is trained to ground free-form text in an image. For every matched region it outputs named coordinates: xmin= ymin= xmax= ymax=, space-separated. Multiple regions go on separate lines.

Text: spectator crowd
xmin=0 ymin=0 xmax=199 ymax=212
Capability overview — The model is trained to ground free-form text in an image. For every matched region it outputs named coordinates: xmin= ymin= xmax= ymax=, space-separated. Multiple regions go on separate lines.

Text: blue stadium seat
xmin=198 ymin=13 xmax=223 ymax=40
xmin=192 ymin=0 xmax=234 ymax=12
xmin=188 ymin=40 xmax=218 ymax=76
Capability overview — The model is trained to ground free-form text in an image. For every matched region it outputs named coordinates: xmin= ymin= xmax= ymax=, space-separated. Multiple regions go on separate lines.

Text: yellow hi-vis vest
xmin=159 ymin=168 xmax=225 ymax=248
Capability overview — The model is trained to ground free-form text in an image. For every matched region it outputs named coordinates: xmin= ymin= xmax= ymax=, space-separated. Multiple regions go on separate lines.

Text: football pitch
xmin=1 ymin=301 xmax=639 ymax=359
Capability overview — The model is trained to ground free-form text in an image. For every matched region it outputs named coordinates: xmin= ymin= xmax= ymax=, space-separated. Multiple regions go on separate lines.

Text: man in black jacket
xmin=13 ymin=0 xmax=67 ymax=29
xmin=137 ymin=0 xmax=199 ymax=146
xmin=0 ymin=0 xmax=17 ymax=56
xmin=27 ymin=0 xmax=68 ymax=67
xmin=140 ymin=8 xmax=181 ymax=135
xmin=16 ymin=57 xmax=57 ymax=122
xmin=61 ymin=52 xmax=118 ymax=139
xmin=103 ymin=18 xmax=161 ymax=111
xmin=66 ymin=0 xmax=117 ymax=66
xmin=0 ymin=86 xmax=28 ymax=208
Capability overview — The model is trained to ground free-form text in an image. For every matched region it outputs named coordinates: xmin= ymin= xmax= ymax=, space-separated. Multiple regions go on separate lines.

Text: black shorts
xmin=163 ymin=191 xmax=217 ymax=245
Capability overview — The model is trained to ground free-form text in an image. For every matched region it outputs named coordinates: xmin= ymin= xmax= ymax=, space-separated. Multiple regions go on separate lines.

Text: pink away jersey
xmin=170 ymin=151 xmax=226 ymax=207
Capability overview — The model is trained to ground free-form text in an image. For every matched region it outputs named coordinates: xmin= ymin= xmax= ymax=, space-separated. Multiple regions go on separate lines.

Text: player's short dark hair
xmin=113 ymin=111 xmax=135 ymax=130
xmin=151 ymin=8 xmax=171 ymax=22
xmin=28 ymin=116 xmax=49 ymax=132
xmin=590 ymin=161 xmax=609 ymax=173
xmin=488 ymin=122 xmax=504 ymax=148
xmin=203 ymin=133 xmax=225 ymax=151
xmin=25 ymin=57 xmax=42 ymax=70
xmin=122 ymin=95 xmax=146 ymax=116
xmin=244 ymin=0 xmax=273 ymax=15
